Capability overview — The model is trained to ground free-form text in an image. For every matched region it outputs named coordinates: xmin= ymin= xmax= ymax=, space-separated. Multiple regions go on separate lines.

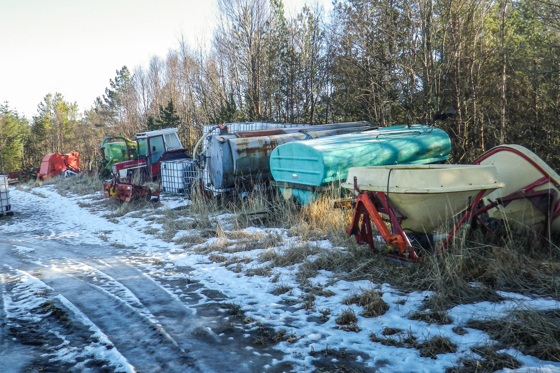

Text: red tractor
xmin=104 ymin=128 xmax=191 ymax=202
xmin=111 ymin=128 xmax=188 ymax=181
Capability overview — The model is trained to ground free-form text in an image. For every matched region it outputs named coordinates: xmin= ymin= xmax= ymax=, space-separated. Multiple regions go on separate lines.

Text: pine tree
xmin=0 ymin=103 xmax=29 ymax=173
xmin=147 ymin=100 xmax=181 ymax=130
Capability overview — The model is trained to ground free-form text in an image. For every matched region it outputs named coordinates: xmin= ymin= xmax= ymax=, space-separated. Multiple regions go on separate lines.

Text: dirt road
xmin=0 ymin=192 xmax=288 ymax=372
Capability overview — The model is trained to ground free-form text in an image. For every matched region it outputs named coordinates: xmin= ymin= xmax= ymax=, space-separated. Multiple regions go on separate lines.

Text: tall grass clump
xmin=188 ymin=183 xmax=221 ymax=229
xmin=466 ymin=308 xmax=560 ymax=362
xmin=225 ymin=184 xmax=300 ymax=229
xmin=398 ymin=220 xmax=560 ymax=313
xmin=52 ymin=173 xmax=105 ymax=196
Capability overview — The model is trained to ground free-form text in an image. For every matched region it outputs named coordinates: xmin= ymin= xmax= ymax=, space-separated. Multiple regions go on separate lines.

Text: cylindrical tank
xmin=269 ymin=125 xmax=452 ymax=205
xmin=206 ymin=122 xmax=376 ymax=189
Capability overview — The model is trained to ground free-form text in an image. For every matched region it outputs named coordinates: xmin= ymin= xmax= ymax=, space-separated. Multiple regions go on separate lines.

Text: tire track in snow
xmin=74 ymin=255 xmax=289 ymax=372
xmin=2 ymin=241 xmax=285 ymax=372
xmin=12 ymin=258 xmax=199 ymax=373
xmin=0 ymin=266 xmax=135 ymax=372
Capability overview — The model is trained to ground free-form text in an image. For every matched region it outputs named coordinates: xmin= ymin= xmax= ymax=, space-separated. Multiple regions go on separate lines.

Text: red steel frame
xmin=346 ymin=177 xmax=420 ymax=262
xmin=347 ymin=146 xmax=560 ymax=262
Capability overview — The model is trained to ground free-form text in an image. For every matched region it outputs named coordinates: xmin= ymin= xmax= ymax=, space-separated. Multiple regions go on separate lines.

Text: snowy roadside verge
xmin=5 ymin=185 xmax=560 ymax=373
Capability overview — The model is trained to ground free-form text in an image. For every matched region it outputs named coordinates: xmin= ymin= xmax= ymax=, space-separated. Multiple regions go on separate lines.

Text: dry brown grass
xmin=418 ymin=335 xmax=457 ymax=359
xmin=105 ymin=199 xmax=156 ymax=218
xmin=381 ymin=327 xmax=403 ymax=336
xmin=271 ymin=284 xmax=293 ymax=296
xmin=227 ymin=231 xmax=284 ymax=252
xmin=52 ymin=173 xmax=105 ymax=196
xmin=335 ymin=308 xmax=361 ymax=332
xmin=245 ymin=265 xmax=272 ymax=277
xmin=204 ymin=184 xmax=354 ymax=247
xmin=390 ymin=221 xmax=560 ymax=316
xmin=259 ymin=243 xmax=323 ymax=267
xmin=289 ymin=193 xmax=355 ymax=246
xmin=370 ymin=329 xmax=419 ymax=349
xmin=343 ymin=289 xmax=389 ymax=318
xmin=335 ymin=307 xmax=358 ymax=325
xmin=193 ymin=238 xmax=230 ymax=254
xmin=466 ymin=308 xmax=560 ymax=362
xmin=175 ymin=234 xmax=206 ymax=246
xmin=208 ymin=253 xmax=228 ymax=263
xmin=409 ymin=310 xmax=453 ymax=325
xmin=272 ymin=329 xmax=297 ymax=343
xmin=448 ymin=345 xmax=521 ymax=373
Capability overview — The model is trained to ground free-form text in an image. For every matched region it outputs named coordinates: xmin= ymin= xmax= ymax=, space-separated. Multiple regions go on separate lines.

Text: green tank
xmin=269 ymin=125 xmax=451 ymax=205
xmin=99 ymin=136 xmax=138 ymax=177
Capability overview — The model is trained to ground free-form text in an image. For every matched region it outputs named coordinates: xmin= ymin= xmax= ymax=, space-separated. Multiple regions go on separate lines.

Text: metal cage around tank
xmin=0 ymin=175 xmax=13 ymax=216
xmin=160 ymin=159 xmax=198 ymax=197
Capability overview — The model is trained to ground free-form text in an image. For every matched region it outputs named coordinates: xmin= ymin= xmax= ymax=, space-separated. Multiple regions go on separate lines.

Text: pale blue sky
xmin=0 ymin=0 xmax=332 ymax=119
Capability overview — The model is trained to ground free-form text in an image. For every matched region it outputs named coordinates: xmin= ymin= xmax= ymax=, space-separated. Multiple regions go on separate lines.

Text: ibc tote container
xmin=160 ymin=159 xmax=197 ymax=196
xmin=0 ymin=175 xmax=13 ymax=216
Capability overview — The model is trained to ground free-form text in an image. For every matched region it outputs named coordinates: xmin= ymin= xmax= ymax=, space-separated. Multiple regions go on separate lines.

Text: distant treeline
xmin=1 ymin=0 xmax=560 ymax=173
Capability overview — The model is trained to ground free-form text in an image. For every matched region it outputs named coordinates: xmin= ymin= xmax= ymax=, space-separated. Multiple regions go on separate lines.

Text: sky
xmin=0 ymin=0 xmax=332 ymax=120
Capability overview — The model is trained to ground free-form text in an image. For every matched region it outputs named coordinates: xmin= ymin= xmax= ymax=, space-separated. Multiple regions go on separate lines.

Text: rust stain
xmin=234 ymin=129 xmax=286 ymax=138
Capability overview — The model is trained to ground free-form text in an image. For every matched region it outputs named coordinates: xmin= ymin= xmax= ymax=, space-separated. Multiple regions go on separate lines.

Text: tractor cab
xmin=112 ymin=128 xmax=188 ymax=181
xmin=136 ymin=128 xmax=185 ymax=178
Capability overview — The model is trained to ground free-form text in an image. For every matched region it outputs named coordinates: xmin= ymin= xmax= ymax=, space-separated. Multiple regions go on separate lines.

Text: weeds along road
xmin=0 ymin=189 xmax=287 ymax=373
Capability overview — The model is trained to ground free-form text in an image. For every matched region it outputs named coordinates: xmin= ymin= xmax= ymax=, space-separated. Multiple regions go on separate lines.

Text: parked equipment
xmin=270 ymin=125 xmax=451 ymax=205
xmin=343 ymin=165 xmax=504 ymax=261
xmin=0 ymin=174 xmax=13 ymax=216
xmin=103 ymin=177 xmax=161 ymax=203
xmin=111 ymin=128 xmax=189 ymax=181
xmin=7 ymin=168 xmax=38 ymax=184
xmin=343 ymin=144 xmax=560 ymax=262
xmin=160 ymin=159 xmax=197 ymax=194
xmin=105 ymin=128 xmax=190 ymax=202
xmin=203 ymin=122 xmax=377 ymax=190
xmin=38 ymin=151 xmax=81 ymax=180
xmin=473 ymin=144 xmax=560 ymax=237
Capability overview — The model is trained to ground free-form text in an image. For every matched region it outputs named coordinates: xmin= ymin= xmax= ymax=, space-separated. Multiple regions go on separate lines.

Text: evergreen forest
xmin=1 ymin=0 xmax=560 ymax=173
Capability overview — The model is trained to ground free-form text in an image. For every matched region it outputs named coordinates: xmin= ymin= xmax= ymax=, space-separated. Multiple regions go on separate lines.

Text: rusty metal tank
xmin=205 ymin=122 xmax=377 ymax=189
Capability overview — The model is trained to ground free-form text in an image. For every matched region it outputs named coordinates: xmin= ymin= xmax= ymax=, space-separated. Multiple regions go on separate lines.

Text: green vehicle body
xmin=269 ymin=125 xmax=452 ymax=205
xmin=99 ymin=136 xmax=138 ymax=177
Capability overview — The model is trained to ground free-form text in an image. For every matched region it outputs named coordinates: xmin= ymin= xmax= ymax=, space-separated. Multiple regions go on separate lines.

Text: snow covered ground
xmin=1 ymin=184 xmax=559 ymax=372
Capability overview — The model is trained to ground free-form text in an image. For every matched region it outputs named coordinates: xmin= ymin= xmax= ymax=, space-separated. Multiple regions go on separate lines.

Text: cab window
xmin=164 ymin=133 xmax=181 ymax=150
xmin=149 ymin=136 xmax=165 ymax=164
xmin=138 ymin=138 xmax=148 ymax=157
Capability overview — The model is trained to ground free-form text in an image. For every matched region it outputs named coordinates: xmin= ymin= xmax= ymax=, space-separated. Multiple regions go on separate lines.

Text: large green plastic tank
xmin=100 ymin=139 xmax=138 ymax=176
xmin=270 ymin=125 xmax=451 ymax=205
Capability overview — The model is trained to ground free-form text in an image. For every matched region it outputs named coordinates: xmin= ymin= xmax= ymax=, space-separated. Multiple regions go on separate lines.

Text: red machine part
xmin=64 ymin=151 xmax=81 ymax=173
xmin=39 ymin=153 xmax=66 ymax=179
xmin=346 ymin=180 xmax=418 ymax=262
xmin=38 ymin=151 xmax=81 ymax=180
xmin=103 ymin=178 xmax=160 ymax=203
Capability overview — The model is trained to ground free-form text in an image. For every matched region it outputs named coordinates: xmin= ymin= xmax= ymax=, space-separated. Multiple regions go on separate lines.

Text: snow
xmin=4 ymin=184 xmax=560 ymax=372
